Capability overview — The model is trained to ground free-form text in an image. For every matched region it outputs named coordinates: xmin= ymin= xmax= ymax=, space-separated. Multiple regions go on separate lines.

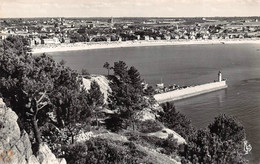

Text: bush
xmin=158 ymin=102 xmax=194 ymax=139
xmin=156 ymin=134 xmax=179 ymax=155
xmin=136 ymin=120 xmax=163 ymax=133
xmin=180 ymin=129 xmax=248 ymax=164
xmin=105 ymin=115 xmax=124 ymax=132
xmin=84 ymin=138 xmax=146 ymax=164
xmin=208 ymin=114 xmax=246 ymax=143
xmin=62 ymin=143 xmax=88 ymax=164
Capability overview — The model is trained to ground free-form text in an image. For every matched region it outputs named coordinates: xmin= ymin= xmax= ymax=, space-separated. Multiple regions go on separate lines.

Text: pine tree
xmin=113 ymin=61 xmax=130 ymax=83
xmin=103 ymin=62 xmax=111 ymax=76
xmin=0 ymin=36 xmax=92 ymax=150
xmin=88 ymin=81 xmax=104 ymax=127
xmin=128 ymin=66 xmax=143 ymax=92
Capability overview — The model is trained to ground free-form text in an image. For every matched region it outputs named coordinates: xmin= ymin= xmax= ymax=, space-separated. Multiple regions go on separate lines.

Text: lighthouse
xmin=218 ymin=71 xmax=222 ymax=82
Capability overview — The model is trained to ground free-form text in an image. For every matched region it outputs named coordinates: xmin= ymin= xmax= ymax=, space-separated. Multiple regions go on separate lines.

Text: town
xmin=1 ymin=17 xmax=260 ymax=48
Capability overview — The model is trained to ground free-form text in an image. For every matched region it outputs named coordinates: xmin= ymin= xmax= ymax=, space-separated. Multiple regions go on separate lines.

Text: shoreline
xmin=31 ymin=39 xmax=260 ymax=54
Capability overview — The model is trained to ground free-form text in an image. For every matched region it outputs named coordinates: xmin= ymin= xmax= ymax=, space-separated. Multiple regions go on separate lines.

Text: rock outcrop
xmin=0 ymin=98 xmax=66 ymax=164
xmin=82 ymin=75 xmax=111 ymax=103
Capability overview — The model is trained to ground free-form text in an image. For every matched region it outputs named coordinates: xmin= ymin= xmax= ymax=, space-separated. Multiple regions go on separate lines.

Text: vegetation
xmin=0 ymin=36 xmax=249 ymax=163
xmin=87 ymin=80 xmax=104 ymax=127
xmin=0 ymin=36 xmax=92 ymax=151
xmin=158 ymin=102 xmax=194 ymax=139
xmin=103 ymin=62 xmax=112 ymax=76
xmin=208 ymin=114 xmax=246 ymax=143
xmin=180 ymin=114 xmax=247 ymax=164
xmin=107 ymin=61 xmax=146 ymax=130
xmin=136 ymin=120 xmax=163 ymax=133
xmin=62 ymin=138 xmax=147 ymax=164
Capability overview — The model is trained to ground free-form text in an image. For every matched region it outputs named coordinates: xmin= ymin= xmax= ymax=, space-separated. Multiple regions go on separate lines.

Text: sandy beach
xmin=31 ymin=39 xmax=260 ymax=54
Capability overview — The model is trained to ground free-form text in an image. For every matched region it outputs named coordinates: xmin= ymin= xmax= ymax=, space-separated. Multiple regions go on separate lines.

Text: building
xmin=144 ymin=35 xmax=149 ymax=41
xmin=41 ymin=37 xmax=60 ymax=44
xmin=164 ymin=35 xmax=171 ymax=40
xmin=106 ymin=36 xmax=111 ymax=42
xmin=0 ymin=33 xmax=8 ymax=40
xmin=61 ymin=38 xmax=71 ymax=43
xmin=136 ymin=35 xmax=140 ymax=40
xmin=155 ymin=36 xmax=161 ymax=40
xmin=108 ymin=17 xmax=114 ymax=27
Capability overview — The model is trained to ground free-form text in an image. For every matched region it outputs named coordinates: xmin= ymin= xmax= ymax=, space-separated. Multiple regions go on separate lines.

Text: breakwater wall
xmin=154 ymin=81 xmax=227 ymax=103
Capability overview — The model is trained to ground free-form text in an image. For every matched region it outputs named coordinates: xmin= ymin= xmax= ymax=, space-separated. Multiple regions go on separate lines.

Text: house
xmin=106 ymin=36 xmax=111 ymax=42
xmin=136 ymin=35 xmax=140 ymax=40
xmin=155 ymin=36 xmax=161 ymax=40
xmin=190 ymin=35 xmax=196 ymax=40
xmin=164 ymin=35 xmax=171 ymax=40
xmin=41 ymin=37 xmax=60 ymax=44
xmin=183 ymin=35 xmax=189 ymax=40
xmin=61 ymin=38 xmax=71 ymax=43
xmin=239 ymin=34 xmax=244 ymax=39
xmin=0 ymin=33 xmax=8 ymax=40
xmin=224 ymin=35 xmax=229 ymax=39
xmin=28 ymin=38 xmax=35 ymax=46
xmin=34 ymin=38 xmax=41 ymax=45
xmin=144 ymin=35 xmax=149 ymax=41
xmin=174 ymin=35 xmax=180 ymax=40
xmin=209 ymin=35 xmax=218 ymax=40
xmin=202 ymin=35 xmax=209 ymax=39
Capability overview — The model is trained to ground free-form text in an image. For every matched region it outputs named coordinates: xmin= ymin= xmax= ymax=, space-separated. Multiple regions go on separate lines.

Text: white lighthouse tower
xmin=218 ymin=71 xmax=222 ymax=82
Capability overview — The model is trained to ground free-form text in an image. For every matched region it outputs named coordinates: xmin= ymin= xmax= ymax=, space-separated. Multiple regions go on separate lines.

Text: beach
xmin=31 ymin=38 xmax=260 ymax=54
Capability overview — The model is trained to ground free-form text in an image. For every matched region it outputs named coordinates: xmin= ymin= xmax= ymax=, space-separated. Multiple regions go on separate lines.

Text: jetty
xmin=154 ymin=72 xmax=228 ymax=103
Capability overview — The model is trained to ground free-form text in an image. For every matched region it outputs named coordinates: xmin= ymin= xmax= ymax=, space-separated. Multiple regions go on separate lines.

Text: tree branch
xmin=38 ymin=102 xmax=48 ymax=111
xmin=37 ymin=90 xmax=47 ymax=103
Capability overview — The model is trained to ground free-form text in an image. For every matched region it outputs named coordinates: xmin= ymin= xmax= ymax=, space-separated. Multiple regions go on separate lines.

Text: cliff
xmin=82 ymin=75 xmax=111 ymax=103
xmin=0 ymin=98 xmax=66 ymax=164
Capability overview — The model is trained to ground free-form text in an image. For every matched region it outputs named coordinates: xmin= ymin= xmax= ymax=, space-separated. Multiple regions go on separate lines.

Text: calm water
xmin=49 ymin=44 xmax=260 ymax=163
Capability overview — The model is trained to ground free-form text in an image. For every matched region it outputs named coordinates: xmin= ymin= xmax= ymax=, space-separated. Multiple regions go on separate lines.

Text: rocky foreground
xmin=0 ymin=98 xmax=66 ymax=164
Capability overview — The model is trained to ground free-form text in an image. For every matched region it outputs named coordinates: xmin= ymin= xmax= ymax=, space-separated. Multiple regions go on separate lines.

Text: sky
xmin=0 ymin=0 xmax=260 ymax=18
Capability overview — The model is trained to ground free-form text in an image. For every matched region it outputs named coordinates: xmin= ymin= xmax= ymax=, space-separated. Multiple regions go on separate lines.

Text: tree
xmin=88 ymin=81 xmax=104 ymax=127
xmin=144 ymin=86 xmax=155 ymax=96
xmin=208 ymin=114 xmax=246 ymax=143
xmin=128 ymin=66 xmax=143 ymax=93
xmin=81 ymin=69 xmax=90 ymax=76
xmin=181 ymin=129 xmax=248 ymax=164
xmin=107 ymin=61 xmax=147 ymax=131
xmin=158 ymin=102 xmax=194 ymax=139
xmin=113 ymin=61 xmax=130 ymax=82
xmin=60 ymin=59 xmax=66 ymax=65
xmin=103 ymin=62 xmax=111 ymax=76
xmin=180 ymin=114 xmax=248 ymax=163
xmin=0 ymin=52 xmax=57 ymax=150
xmin=0 ymin=36 xmax=92 ymax=151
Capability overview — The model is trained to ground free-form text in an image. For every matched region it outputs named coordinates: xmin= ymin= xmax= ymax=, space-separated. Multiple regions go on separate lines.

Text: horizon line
xmin=1 ymin=16 xmax=260 ymax=19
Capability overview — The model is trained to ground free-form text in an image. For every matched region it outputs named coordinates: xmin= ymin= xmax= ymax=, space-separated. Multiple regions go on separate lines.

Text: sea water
xmin=49 ymin=43 xmax=260 ymax=162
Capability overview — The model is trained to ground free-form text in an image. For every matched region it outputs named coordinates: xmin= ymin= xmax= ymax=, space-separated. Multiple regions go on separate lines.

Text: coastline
xmin=31 ymin=39 xmax=260 ymax=54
